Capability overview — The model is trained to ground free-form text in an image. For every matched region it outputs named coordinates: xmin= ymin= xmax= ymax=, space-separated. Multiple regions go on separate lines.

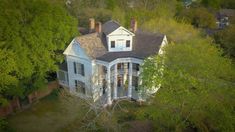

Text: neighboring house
xmin=183 ymin=0 xmax=197 ymax=8
xmin=57 ymin=18 xmax=167 ymax=105
xmin=216 ymin=9 xmax=235 ymax=29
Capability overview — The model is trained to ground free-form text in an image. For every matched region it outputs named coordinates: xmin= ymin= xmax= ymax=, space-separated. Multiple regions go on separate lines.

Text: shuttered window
xmin=73 ymin=62 xmax=77 ymax=74
xmin=74 ymin=62 xmax=85 ymax=76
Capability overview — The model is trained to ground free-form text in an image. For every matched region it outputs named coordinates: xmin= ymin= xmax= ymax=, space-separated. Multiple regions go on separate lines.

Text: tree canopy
xmin=140 ymin=38 xmax=235 ymax=131
xmin=0 ymin=0 xmax=78 ymax=104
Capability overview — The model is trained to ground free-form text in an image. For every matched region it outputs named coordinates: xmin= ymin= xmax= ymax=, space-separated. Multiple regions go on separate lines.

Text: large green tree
xmin=140 ymin=39 xmax=235 ymax=131
xmin=0 ymin=0 xmax=77 ymax=104
xmin=177 ymin=7 xmax=217 ymax=29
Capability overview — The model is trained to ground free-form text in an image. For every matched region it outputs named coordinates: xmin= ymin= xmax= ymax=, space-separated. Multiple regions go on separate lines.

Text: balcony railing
xmin=110 ymin=68 xmax=140 ymax=76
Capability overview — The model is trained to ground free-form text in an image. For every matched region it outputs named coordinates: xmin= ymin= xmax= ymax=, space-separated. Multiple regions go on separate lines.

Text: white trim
xmin=95 ymin=59 xmax=109 ymax=67
xmin=106 ymin=65 xmax=112 ymax=105
xmin=128 ymin=63 xmax=133 ymax=98
xmin=107 ymin=26 xmax=135 ymax=36
xmin=113 ymin=64 xmax=118 ymax=99
xmin=158 ymin=35 xmax=168 ymax=55
xmin=109 ymin=57 xmax=143 ymax=67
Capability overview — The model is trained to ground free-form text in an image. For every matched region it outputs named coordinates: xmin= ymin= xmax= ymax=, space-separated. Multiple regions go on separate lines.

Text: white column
xmin=66 ymin=57 xmax=74 ymax=92
xmin=107 ymin=66 xmax=112 ymax=105
xmin=114 ymin=64 xmax=117 ymax=99
xmin=128 ymin=62 xmax=133 ymax=98
xmin=123 ymin=63 xmax=128 ymax=85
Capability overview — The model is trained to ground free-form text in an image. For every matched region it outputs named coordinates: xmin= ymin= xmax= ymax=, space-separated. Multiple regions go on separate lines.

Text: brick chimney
xmin=130 ymin=18 xmax=137 ymax=33
xmin=95 ymin=22 xmax=102 ymax=33
xmin=89 ymin=18 xmax=95 ymax=32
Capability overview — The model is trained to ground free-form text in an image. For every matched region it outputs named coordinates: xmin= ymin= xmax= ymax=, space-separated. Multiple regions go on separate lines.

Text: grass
xmin=7 ymin=90 xmax=151 ymax=132
xmin=7 ymin=90 xmax=88 ymax=132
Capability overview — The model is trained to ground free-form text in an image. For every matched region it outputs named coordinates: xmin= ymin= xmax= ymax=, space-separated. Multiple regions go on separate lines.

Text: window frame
xmin=74 ymin=62 xmax=85 ymax=76
xmin=111 ymin=41 xmax=115 ymax=48
xmin=126 ymin=40 xmax=130 ymax=47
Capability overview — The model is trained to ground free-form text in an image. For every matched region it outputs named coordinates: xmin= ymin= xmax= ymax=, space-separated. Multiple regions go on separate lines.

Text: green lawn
xmin=7 ymin=90 xmax=88 ymax=132
xmin=7 ymin=90 xmax=151 ymax=132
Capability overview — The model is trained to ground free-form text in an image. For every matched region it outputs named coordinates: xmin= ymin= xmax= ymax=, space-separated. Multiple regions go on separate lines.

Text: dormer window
xmin=111 ymin=41 xmax=115 ymax=48
xmin=126 ymin=40 xmax=130 ymax=47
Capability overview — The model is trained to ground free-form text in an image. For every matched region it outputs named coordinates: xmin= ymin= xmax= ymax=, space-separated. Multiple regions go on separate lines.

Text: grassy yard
xmin=7 ymin=90 xmax=88 ymax=132
xmin=7 ymin=90 xmax=152 ymax=132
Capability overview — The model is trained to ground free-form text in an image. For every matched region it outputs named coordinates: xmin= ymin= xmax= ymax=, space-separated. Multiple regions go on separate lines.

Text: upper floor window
xmin=126 ymin=40 xmax=130 ymax=47
xmin=74 ymin=62 xmax=85 ymax=76
xmin=111 ymin=41 xmax=115 ymax=48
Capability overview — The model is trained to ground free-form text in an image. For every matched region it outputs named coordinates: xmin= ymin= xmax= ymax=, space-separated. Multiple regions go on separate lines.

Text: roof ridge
xmin=76 ymin=32 xmax=98 ymax=38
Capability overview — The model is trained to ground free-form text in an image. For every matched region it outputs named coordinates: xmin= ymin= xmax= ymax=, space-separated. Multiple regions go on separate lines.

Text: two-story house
xmin=57 ymin=18 xmax=167 ymax=105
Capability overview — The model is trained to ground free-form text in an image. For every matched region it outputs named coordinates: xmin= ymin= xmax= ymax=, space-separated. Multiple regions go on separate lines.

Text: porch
xmin=95 ymin=58 xmax=143 ymax=105
xmin=98 ymin=86 xmax=141 ymax=105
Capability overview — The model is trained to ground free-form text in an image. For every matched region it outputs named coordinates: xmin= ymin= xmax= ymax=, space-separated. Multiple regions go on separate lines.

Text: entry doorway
xmin=117 ymin=76 xmax=123 ymax=87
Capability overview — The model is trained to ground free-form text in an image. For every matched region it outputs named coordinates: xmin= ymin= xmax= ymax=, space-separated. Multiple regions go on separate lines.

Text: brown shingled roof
xmin=76 ymin=30 xmax=164 ymax=62
xmin=76 ymin=33 xmax=107 ymax=59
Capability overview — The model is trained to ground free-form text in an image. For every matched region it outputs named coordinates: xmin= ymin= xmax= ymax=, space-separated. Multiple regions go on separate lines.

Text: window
xmin=133 ymin=63 xmax=140 ymax=71
xmin=75 ymin=80 xmax=86 ymax=94
xmin=111 ymin=41 xmax=115 ymax=48
xmin=73 ymin=62 xmax=77 ymax=74
xmin=126 ymin=40 xmax=130 ymax=47
xmin=58 ymin=71 xmax=66 ymax=81
xmin=74 ymin=62 xmax=85 ymax=76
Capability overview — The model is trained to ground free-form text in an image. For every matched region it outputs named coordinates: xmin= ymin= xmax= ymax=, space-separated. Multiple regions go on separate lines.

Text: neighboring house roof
xmin=102 ymin=20 xmax=121 ymax=35
xmin=76 ymin=30 xmax=164 ymax=62
xmin=219 ymin=9 xmax=235 ymax=17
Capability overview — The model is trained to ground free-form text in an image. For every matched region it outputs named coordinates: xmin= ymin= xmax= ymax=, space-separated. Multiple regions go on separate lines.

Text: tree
xmin=140 ymin=39 xmax=235 ymax=131
xmin=214 ymin=25 xmax=235 ymax=58
xmin=142 ymin=18 xmax=201 ymax=43
xmin=220 ymin=0 xmax=235 ymax=9
xmin=112 ymin=7 xmax=126 ymax=26
xmin=177 ymin=7 xmax=217 ymax=28
xmin=0 ymin=0 xmax=78 ymax=102
xmin=201 ymin=0 xmax=221 ymax=9
xmin=0 ymin=49 xmax=19 ymax=106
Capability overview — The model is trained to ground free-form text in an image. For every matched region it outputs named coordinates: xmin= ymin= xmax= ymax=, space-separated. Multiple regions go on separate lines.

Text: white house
xmin=57 ymin=18 xmax=167 ymax=105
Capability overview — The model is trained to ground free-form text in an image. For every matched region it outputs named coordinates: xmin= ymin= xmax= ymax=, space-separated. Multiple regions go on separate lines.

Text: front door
xmin=117 ymin=76 xmax=123 ymax=87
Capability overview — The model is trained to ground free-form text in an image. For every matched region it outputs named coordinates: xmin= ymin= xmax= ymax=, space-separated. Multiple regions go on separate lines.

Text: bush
xmin=0 ymin=117 xmax=13 ymax=132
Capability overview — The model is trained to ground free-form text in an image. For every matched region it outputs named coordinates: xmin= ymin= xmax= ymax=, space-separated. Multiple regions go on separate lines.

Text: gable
xmin=63 ymin=39 xmax=90 ymax=60
xmin=107 ymin=27 xmax=134 ymax=36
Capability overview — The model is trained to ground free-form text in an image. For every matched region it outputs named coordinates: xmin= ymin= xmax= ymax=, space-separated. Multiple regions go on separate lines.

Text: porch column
xmin=113 ymin=64 xmax=118 ymax=99
xmin=128 ymin=62 xmax=133 ymax=98
xmin=107 ymin=66 xmax=112 ymax=105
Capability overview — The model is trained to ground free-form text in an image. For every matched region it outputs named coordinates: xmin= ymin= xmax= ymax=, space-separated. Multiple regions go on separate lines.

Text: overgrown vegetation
xmin=141 ymin=39 xmax=235 ymax=131
xmin=0 ymin=0 xmax=78 ymax=105
xmin=1 ymin=0 xmax=235 ymax=131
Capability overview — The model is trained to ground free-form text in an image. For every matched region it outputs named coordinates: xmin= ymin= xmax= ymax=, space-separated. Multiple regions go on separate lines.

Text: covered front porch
xmin=94 ymin=58 xmax=143 ymax=105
